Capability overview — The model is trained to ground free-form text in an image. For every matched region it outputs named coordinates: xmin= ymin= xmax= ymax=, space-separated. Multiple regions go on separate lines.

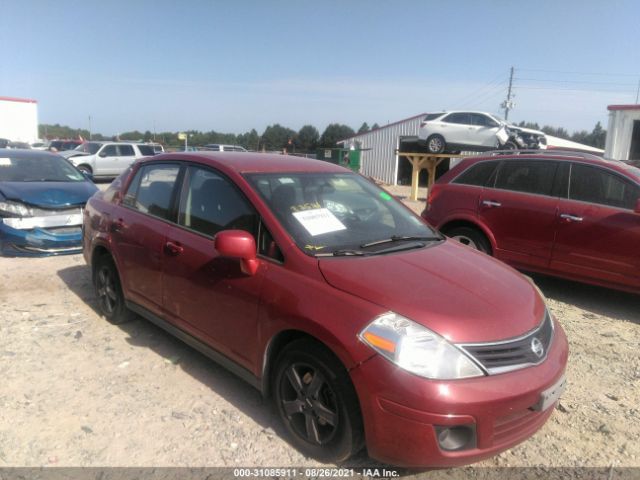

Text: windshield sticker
xmin=290 ymin=202 xmax=321 ymax=212
xmin=379 ymin=191 xmax=392 ymax=201
xmin=305 ymin=244 xmax=326 ymax=251
xmin=292 ymin=208 xmax=347 ymax=236
xmin=0 ymin=158 xmax=12 ymax=166
xmin=278 ymin=177 xmax=295 ymax=184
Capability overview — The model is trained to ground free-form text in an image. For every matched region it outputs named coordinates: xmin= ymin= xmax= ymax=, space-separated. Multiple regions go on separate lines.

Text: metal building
xmin=605 ymin=104 xmax=640 ymax=160
xmin=0 ymin=96 xmax=39 ymax=144
xmin=338 ymin=113 xmax=426 ymax=185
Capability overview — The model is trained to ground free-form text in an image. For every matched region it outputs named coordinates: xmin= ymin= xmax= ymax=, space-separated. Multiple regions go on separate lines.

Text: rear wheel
xmin=94 ymin=255 xmax=135 ymax=324
xmin=446 ymin=226 xmax=491 ymax=254
xmin=272 ymin=340 xmax=364 ymax=463
xmin=426 ymin=134 xmax=446 ymax=154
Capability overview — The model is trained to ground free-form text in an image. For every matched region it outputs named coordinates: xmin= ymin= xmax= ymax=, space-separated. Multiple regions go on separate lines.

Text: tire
xmin=446 ymin=226 xmax=491 ymax=254
xmin=426 ymin=134 xmax=446 ymax=154
xmin=93 ymin=255 xmax=135 ymax=324
xmin=77 ymin=164 xmax=92 ymax=175
xmin=504 ymin=141 xmax=518 ymax=151
xmin=272 ymin=340 xmax=364 ymax=463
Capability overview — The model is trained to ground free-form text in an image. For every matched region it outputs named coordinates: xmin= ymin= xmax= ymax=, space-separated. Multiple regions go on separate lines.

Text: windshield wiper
xmin=360 ymin=235 xmax=440 ymax=248
xmin=315 ymin=249 xmax=368 ymax=257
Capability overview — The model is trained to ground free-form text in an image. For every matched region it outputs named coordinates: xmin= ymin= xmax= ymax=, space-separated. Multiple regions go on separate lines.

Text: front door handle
xmin=559 ymin=213 xmax=583 ymax=222
xmin=482 ymin=200 xmax=502 ymax=208
xmin=164 ymin=241 xmax=184 ymax=256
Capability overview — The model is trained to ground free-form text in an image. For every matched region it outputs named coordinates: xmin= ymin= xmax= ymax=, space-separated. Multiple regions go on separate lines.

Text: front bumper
xmin=350 ymin=320 xmax=569 ymax=467
xmin=0 ymin=222 xmax=83 ymax=257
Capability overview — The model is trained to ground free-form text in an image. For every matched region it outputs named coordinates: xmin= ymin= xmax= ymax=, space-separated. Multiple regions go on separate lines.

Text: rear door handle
xmin=482 ymin=200 xmax=502 ymax=208
xmin=164 ymin=241 xmax=184 ymax=256
xmin=559 ymin=213 xmax=583 ymax=222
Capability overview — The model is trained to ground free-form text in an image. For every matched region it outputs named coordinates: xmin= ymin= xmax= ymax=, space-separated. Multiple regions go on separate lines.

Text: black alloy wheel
xmin=94 ymin=256 xmax=134 ymax=324
xmin=273 ymin=340 xmax=363 ymax=462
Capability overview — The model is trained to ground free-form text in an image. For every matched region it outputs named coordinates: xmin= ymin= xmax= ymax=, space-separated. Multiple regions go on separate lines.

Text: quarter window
xmin=569 ymin=164 xmax=639 ymax=209
xmin=178 ymin=166 xmax=258 ymax=238
xmin=123 ymin=164 xmax=180 ymax=220
xmin=495 ymin=160 xmax=557 ymax=196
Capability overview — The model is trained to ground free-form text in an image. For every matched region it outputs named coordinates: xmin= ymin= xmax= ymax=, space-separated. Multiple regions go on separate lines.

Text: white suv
xmin=417 ymin=111 xmax=546 ymax=153
xmin=63 ymin=142 xmax=157 ymax=178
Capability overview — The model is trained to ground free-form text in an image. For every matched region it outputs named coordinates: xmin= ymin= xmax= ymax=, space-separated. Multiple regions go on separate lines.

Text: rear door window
xmin=495 ymin=160 xmax=557 ymax=196
xmin=453 ymin=161 xmax=499 ymax=187
xmin=442 ymin=113 xmax=471 ymax=125
xmin=118 ymin=145 xmax=135 ymax=156
xmin=569 ymin=163 xmax=639 ymax=209
xmin=123 ymin=164 xmax=181 ymax=220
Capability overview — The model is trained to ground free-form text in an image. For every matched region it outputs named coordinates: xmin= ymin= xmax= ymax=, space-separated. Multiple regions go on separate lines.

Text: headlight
xmin=359 ymin=312 xmax=484 ymax=380
xmin=0 ymin=201 xmax=32 ymax=217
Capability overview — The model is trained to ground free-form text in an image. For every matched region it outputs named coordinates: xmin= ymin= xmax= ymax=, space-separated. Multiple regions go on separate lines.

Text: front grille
xmin=459 ymin=311 xmax=553 ymax=374
xmin=493 ymin=408 xmax=550 ymax=446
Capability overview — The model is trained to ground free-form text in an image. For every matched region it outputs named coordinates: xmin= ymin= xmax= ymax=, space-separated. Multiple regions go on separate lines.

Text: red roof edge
xmin=337 ymin=112 xmax=428 ymax=143
xmin=607 ymin=104 xmax=640 ymax=111
xmin=0 ymin=96 xmax=38 ymax=104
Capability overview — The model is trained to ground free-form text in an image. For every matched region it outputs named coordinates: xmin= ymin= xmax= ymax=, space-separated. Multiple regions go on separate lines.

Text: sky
xmin=1 ymin=0 xmax=639 ymax=137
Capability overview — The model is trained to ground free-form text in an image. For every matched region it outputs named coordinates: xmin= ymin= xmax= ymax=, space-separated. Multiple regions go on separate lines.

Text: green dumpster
xmin=316 ymin=148 xmax=361 ymax=172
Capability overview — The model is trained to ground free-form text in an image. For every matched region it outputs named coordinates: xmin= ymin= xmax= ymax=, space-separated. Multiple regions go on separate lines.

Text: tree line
xmin=39 ymin=119 xmax=607 ymax=152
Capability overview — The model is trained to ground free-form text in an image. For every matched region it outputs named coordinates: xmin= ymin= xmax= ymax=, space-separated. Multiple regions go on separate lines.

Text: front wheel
xmin=272 ymin=340 xmax=364 ymax=463
xmin=446 ymin=226 xmax=491 ymax=254
xmin=77 ymin=164 xmax=93 ymax=175
xmin=503 ymin=141 xmax=518 ymax=150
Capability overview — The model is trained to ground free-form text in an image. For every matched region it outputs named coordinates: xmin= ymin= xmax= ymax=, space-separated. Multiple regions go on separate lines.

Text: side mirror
xmin=635 ymin=198 xmax=640 ymax=214
xmin=214 ymin=230 xmax=259 ymax=275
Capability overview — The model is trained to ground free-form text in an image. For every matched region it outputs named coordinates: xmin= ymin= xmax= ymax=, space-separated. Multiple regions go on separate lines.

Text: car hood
xmin=318 ymin=240 xmax=546 ymax=343
xmin=60 ymin=151 xmax=91 ymax=159
xmin=508 ymin=125 xmax=545 ymax=136
xmin=0 ymin=181 xmax=98 ymax=208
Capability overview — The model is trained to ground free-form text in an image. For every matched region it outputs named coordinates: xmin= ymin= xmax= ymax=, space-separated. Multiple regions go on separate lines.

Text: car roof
xmin=0 ymin=148 xmax=62 ymax=159
xmin=461 ymin=152 xmax=640 ymax=182
xmin=138 ymin=151 xmax=348 ymax=175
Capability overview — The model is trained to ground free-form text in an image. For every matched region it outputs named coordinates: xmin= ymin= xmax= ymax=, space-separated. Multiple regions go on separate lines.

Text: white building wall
xmin=0 ymin=97 xmax=39 ymax=144
xmin=605 ymin=108 xmax=640 ymax=160
xmin=341 ymin=114 xmax=425 ymax=185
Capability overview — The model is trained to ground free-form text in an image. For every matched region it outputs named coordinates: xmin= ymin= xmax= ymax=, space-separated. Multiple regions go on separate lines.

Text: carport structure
xmin=397 ymin=152 xmax=464 ymax=201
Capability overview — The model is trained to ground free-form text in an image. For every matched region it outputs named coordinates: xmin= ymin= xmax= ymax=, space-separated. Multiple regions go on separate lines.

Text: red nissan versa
xmin=83 ymin=152 xmax=568 ymax=467
xmin=423 ymin=151 xmax=640 ymax=295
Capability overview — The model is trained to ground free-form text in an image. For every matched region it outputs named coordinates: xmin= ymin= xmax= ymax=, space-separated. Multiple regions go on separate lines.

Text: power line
xmin=515 ymin=77 xmax=638 ymax=87
xmin=518 ymin=68 xmax=639 ymax=77
xmin=451 ymin=72 xmax=507 ymax=109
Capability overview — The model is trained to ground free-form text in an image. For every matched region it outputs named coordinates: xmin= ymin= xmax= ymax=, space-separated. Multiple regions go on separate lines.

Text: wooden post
xmin=397 ymin=153 xmax=462 ymax=202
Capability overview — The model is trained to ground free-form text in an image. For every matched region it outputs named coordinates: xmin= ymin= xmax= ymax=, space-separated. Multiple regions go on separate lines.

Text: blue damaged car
xmin=0 ymin=149 xmax=98 ymax=256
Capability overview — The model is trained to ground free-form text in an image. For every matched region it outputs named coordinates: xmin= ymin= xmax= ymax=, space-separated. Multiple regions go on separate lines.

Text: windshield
xmin=246 ymin=172 xmax=439 ymax=255
xmin=0 ymin=153 xmax=86 ymax=182
xmin=74 ymin=142 xmax=102 ymax=154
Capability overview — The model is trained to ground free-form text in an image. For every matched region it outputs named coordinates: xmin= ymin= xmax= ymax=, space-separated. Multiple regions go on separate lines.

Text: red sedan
xmin=83 ymin=152 xmax=568 ymax=467
xmin=423 ymin=151 xmax=640 ymax=295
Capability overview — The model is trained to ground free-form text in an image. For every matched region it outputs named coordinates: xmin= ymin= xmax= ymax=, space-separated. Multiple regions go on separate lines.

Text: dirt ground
xmin=0 ymin=184 xmax=639 ymax=473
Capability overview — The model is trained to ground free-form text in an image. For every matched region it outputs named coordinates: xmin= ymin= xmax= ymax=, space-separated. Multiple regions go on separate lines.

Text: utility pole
xmin=501 ymin=66 xmax=515 ymax=120
xmin=635 ymin=79 xmax=640 ymax=104
xmin=88 ymin=115 xmax=92 ymax=140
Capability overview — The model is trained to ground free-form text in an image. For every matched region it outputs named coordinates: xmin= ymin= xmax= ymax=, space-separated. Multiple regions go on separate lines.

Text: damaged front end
xmin=0 ymin=200 xmax=85 ymax=256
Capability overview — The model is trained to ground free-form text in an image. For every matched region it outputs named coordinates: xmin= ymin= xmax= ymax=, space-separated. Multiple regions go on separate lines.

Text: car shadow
xmin=527 ymin=272 xmax=640 ymax=325
xmin=56 ymin=264 xmax=396 ymax=470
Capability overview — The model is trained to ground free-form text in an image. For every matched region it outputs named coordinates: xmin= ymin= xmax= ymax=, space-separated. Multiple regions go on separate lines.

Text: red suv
xmin=423 ymin=151 xmax=640 ymax=294
xmin=83 ymin=152 xmax=568 ymax=467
